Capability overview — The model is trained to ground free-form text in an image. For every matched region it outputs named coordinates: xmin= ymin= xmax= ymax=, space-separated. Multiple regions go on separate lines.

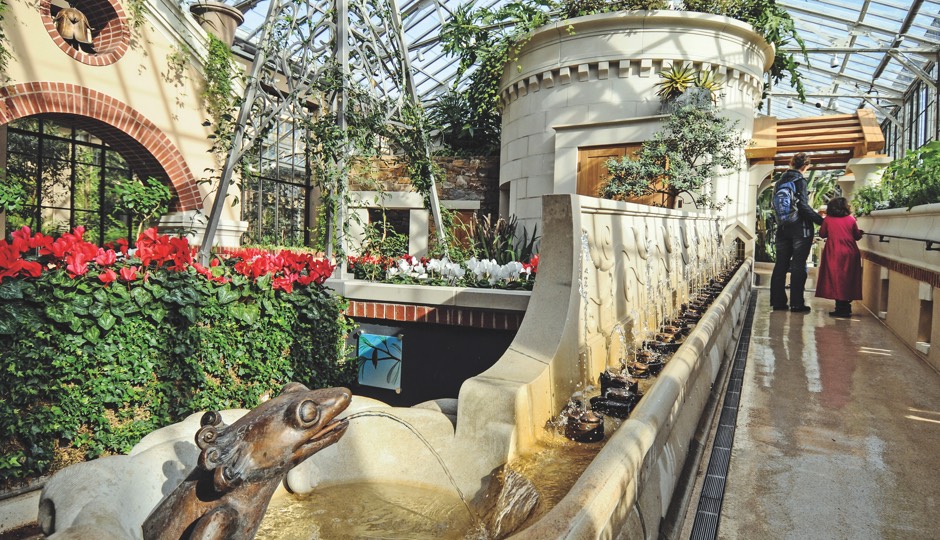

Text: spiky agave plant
xmin=654 ymin=64 xmax=697 ymax=102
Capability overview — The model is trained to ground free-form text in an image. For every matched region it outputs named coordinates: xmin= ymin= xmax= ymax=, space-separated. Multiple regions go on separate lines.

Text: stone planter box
xmin=857 ymin=203 xmax=940 ymax=272
xmin=856 ymin=204 xmax=940 ymax=369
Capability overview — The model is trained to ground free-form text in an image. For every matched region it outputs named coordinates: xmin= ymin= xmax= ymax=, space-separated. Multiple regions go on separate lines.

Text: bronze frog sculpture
xmin=142 ymin=383 xmax=351 ymax=540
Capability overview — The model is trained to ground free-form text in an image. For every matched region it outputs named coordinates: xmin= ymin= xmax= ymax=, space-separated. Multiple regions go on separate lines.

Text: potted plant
xmin=853 ymin=141 xmax=940 ymax=215
xmin=112 ymin=177 xmax=173 ymax=241
xmin=189 ymin=0 xmax=245 ymax=46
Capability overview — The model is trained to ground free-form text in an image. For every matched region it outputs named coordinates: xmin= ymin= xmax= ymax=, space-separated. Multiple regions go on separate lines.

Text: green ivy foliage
xmin=0 ymin=265 xmax=354 ymax=481
xmin=0 ymin=168 xmax=27 ymax=214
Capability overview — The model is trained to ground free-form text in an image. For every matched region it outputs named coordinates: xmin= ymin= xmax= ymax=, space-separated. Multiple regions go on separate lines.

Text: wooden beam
xmin=775 ymin=164 xmax=848 ymax=172
xmin=776 ymin=125 xmax=862 ymax=138
xmin=777 ymin=113 xmax=858 ymax=125
xmin=775 ymin=141 xmax=861 ymax=152
xmin=856 ymin=109 xmax=886 ymax=153
xmin=774 ymin=154 xmax=852 ymax=165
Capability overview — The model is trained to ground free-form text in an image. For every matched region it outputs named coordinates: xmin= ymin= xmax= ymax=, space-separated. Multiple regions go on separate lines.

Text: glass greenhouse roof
xmin=229 ymin=0 xmax=940 ymax=124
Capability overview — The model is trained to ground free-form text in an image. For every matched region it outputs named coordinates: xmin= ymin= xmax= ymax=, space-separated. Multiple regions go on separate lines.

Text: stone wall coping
xmin=867 ymin=202 xmax=940 ymax=218
xmin=535 ymin=10 xmax=773 ymax=69
xmin=553 ymin=113 xmax=669 ymax=132
xmin=442 ymin=200 xmax=482 ymax=210
xmin=326 ymin=279 xmax=531 ymax=312
xmin=350 ymin=191 xmax=482 ymax=211
xmin=857 ymin=204 xmax=940 ymax=278
xmin=500 ymin=9 xmax=774 ymax=100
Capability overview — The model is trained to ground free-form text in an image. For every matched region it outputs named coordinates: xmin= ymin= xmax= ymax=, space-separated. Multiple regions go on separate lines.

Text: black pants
xmin=770 ymin=235 xmax=813 ymax=308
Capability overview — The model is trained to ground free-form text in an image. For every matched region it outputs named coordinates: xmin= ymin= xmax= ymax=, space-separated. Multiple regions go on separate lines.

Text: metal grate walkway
xmin=688 ymin=294 xmax=757 ymax=540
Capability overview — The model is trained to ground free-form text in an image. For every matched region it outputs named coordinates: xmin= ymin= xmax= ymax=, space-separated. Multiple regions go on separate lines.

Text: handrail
xmin=863 ymin=232 xmax=940 ymax=252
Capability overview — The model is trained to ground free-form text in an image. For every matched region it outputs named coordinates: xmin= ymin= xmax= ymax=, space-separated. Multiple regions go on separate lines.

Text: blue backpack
xmin=773 ymin=179 xmax=799 ymax=225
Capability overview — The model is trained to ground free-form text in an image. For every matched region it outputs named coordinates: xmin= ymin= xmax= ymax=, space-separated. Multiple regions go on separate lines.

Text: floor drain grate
xmin=689 ymin=294 xmax=757 ymax=540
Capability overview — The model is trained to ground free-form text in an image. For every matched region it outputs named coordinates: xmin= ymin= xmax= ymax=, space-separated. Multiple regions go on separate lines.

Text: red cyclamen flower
xmin=95 ymin=248 xmax=117 ymax=266
xmin=98 ymin=268 xmax=118 ymax=284
xmin=119 ymin=266 xmax=139 ymax=282
xmin=65 ymin=253 xmax=89 ymax=278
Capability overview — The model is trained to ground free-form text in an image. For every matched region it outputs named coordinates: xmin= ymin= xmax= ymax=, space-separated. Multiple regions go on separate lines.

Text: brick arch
xmin=0 ymin=82 xmax=202 ymax=212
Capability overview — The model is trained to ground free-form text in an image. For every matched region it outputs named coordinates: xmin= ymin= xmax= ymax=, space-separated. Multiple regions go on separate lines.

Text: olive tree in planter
xmin=601 ymin=99 xmax=745 ymax=210
xmin=112 ymin=177 xmax=173 ymax=241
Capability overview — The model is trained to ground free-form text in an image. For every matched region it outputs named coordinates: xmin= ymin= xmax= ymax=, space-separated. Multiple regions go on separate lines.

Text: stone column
xmin=843 ymin=155 xmax=892 ymax=200
xmin=408 ymin=209 xmax=429 ymax=257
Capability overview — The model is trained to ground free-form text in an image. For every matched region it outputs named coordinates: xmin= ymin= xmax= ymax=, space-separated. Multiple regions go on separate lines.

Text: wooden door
xmin=577 ymin=143 xmax=674 ymax=207
xmin=576 ymin=144 xmax=641 ymax=198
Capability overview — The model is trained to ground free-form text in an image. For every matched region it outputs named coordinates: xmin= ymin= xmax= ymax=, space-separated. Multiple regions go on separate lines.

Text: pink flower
xmin=95 ymin=248 xmax=117 ymax=266
xmin=119 ymin=266 xmax=139 ymax=282
xmin=65 ymin=253 xmax=89 ymax=278
xmin=98 ymin=268 xmax=118 ymax=284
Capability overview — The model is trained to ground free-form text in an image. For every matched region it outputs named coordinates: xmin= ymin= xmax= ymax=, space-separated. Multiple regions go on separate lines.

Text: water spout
xmin=344 ymin=411 xmax=477 ymax=521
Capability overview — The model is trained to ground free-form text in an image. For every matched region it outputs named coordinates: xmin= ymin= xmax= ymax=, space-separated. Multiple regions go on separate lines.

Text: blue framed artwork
xmin=356 ymin=333 xmax=403 ymax=391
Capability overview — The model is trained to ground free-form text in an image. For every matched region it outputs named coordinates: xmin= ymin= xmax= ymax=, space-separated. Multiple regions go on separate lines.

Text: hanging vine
xmin=202 ymin=34 xmax=239 ymax=154
xmin=304 ymin=64 xmax=390 ymax=255
xmin=0 ymin=0 xmax=11 ymax=77
xmin=392 ymin=102 xmax=441 ymax=208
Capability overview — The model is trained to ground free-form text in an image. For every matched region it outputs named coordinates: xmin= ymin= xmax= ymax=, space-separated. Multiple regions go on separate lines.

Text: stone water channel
xmin=254 ymin=262 xmax=742 ymax=539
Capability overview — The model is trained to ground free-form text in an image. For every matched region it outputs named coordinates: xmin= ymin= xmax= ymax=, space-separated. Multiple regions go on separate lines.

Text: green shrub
xmin=853 ymin=141 xmax=940 ymax=215
xmin=0 ymin=228 xmax=354 ymax=482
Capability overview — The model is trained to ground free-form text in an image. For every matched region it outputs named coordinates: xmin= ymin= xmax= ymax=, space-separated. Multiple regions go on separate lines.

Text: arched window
xmin=4 ymin=117 xmax=148 ymax=244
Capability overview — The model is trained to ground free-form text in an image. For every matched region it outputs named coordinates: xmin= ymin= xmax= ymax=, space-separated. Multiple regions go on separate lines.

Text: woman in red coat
xmin=815 ymin=197 xmax=863 ymax=317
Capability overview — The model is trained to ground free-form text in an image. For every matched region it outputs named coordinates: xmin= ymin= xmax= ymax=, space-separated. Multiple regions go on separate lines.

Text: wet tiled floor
xmin=716 ymin=288 xmax=940 ymax=539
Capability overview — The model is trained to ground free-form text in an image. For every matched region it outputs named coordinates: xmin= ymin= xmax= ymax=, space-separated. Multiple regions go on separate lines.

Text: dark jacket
xmin=775 ymin=169 xmax=823 ymax=239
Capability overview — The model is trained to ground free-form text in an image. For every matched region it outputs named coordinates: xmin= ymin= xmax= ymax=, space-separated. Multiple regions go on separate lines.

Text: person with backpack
xmin=815 ymin=197 xmax=863 ymax=317
xmin=770 ymin=153 xmax=824 ymax=312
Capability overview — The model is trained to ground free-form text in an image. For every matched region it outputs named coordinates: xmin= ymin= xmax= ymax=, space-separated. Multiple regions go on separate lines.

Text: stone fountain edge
xmin=510 ymin=259 xmax=753 ymax=538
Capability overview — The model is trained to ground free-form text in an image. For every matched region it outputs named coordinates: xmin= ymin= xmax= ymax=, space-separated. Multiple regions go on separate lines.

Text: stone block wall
xmin=350 ymin=155 xmax=500 ymax=218
xmin=857 ymin=204 xmax=940 ymax=372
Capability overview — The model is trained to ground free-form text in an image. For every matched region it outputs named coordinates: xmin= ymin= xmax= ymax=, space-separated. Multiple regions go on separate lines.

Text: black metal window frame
xmin=880 ymin=62 xmax=939 ymax=159
xmin=5 ymin=118 xmax=136 ymax=244
xmin=240 ymin=108 xmax=313 ymax=248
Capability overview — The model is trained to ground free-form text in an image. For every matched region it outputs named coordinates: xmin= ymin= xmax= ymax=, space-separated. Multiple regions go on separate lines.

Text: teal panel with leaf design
xmin=356 ymin=333 xmax=403 ymax=391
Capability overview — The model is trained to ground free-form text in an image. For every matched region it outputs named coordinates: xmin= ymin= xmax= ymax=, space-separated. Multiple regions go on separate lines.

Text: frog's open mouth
xmin=311 ymin=417 xmax=349 ymax=442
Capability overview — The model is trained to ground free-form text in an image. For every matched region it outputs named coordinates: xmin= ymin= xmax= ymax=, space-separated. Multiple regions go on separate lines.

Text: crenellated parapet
xmin=500 ymin=58 xmax=765 ymax=108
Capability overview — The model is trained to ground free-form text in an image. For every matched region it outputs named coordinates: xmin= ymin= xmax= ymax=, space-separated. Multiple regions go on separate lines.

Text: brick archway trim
xmin=0 ymin=82 xmax=202 ymax=211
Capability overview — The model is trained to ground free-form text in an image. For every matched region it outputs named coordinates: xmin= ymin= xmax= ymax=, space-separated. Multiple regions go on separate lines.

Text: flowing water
xmin=254 ymin=429 xmax=608 ymax=540
xmin=255 ymin=482 xmax=479 ymax=540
